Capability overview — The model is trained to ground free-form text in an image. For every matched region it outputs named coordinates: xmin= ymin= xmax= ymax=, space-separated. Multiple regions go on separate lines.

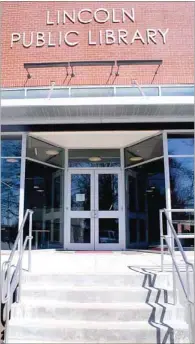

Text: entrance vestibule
xmin=1 ymin=130 xmax=193 ymax=251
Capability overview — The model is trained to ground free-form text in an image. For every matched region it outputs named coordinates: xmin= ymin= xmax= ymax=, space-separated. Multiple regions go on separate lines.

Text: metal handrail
xmin=160 ymin=208 xmax=194 ymax=343
xmin=1 ymin=209 xmax=33 ymax=343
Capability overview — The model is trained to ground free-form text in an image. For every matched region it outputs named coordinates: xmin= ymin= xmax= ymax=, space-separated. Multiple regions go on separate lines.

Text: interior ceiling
xmin=30 ymin=131 xmax=160 ymax=149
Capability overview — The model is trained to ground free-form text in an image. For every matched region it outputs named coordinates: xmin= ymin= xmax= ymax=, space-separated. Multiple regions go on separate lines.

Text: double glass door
xmin=67 ymin=169 xmax=122 ymax=250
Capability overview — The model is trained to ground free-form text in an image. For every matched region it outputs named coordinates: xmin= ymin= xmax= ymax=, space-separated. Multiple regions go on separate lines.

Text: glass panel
xmin=99 ymin=219 xmax=119 ymax=244
xmin=1 ymin=90 xmax=25 ymax=99
xmin=71 ymin=174 xmax=91 ymax=211
xmin=24 ymin=160 xmax=63 ymax=249
xmin=1 ymin=158 xmax=21 ymax=249
xmin=1 ymin=135 xmax=22 ymax=157
xmin=169 ymin=157 xmax=194 ymax=209
xmin=53 ymin=175 xmax=61 ymax=212
xmin=49 ymin=88 xmax=69 ymax=98
xmin=128 ymin=175 xmax=136 ymax=212
xmin=130 ymin=219 xmax=137 ymax=243
xmin=27 ymin=89 xmax=50 ymax=98
xmin=168 ymin=134 xmax=194 ymax=155
xmin=27 ymin=136 xmax=64 ymax=167
xmin=172 ymin=212 xmax=194 ymax=235
xmin=71 ymin=218 xmax=91 ymax=243
xmin=98 ymin=174 xmax=118 ymax=211
xmin=71 ymin=87 xmax=114 ymax=98
xmin=53 ymin=219 xmax=60 ymax=242
xmin=161 ymin=86 xmax=194 ymax=96
xmin=125 ymin=134 xmax=163 ymax=167
xmin=116 ymin=87 xmax=159 ymax=97
xmin=126 ymin=159 xmax=165 ymax=247
xmin=69 ymin=149 xmax=120 ymax=168
xmin=139 ymin=220 xmax=146 ymax=242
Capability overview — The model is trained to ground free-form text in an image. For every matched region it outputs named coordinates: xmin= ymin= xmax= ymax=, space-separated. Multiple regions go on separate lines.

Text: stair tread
xmin=9 ymin=318 xmax=189 ymax=329
xmin=12 ymin=299 xmax=181 ymax=309
xmin=21 ymin=285 xmax=172 ymax=291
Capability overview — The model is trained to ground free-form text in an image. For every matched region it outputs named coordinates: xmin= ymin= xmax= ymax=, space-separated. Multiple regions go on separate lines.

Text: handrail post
xmin=4 ymin=264 xmax=11 ymax=343
xmin=17 ymin=211 xmax=27 ymax=303
xmin=160 ymin=209 xmax=164 ymax=272
xmin=186 ymin=264 xmax=193 ymax=343
xmin=28 ymin=211 xmax=33 ymax=272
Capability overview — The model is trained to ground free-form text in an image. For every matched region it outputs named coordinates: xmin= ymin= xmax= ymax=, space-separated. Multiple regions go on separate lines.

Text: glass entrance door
xmin=67 ymin=169 xmax=122 ymax=250
xmin=68 ymin=170 xmax=95 ymax=250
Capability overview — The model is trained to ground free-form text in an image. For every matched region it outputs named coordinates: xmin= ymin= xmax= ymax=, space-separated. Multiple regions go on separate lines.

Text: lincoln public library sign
xmin=11 ymin=8 xmax=169 ymax=48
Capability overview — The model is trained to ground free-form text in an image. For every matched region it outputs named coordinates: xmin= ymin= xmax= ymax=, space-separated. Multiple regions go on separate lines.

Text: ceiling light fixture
xmin=46 ymin=149 xmax=59 ymax=156
xmin=6 ymin=158 xmax=18 ymax=163
xmin=34 ymin=186 xmax=39 ymax=189
xmin=129 ymin=156 xmax=143 ymax=162
xmin=37 ymin=189 xmax=44 ymax=193
xmin=88 ymin=156 xmax=102 ymax=162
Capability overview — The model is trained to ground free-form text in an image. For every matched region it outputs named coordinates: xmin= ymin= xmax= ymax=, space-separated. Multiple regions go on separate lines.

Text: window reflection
xmin=1 ymin=135 xmax=22 ymax=157
xmin=1 ymin=158 xmax=21 ymax=249
xmin=99 ymin=219 xmax=119 ymax=244
xmin=125 ymin=134 xmax=163 ymax=167
xmin=168 ymin=134 xmax=194 ymax=155
xmin=71 ymin=218 xmax=91 ymax=243
xmin=27 ymin=136 xmax=64 ymax=167
xmin=98 ymin=174 xmax=118 ymax=211
xmin=126 ymin=159 xmax=165 ymax=248
xmin=24 ymin=160 xmax=64 ymax=249
xmin=69 ymin=149 xmax=120 ymax=168
xmin=169 ymin=158 xmax=194 ymax=209
xmin=71 ymin=174 xmax=91 ymax=211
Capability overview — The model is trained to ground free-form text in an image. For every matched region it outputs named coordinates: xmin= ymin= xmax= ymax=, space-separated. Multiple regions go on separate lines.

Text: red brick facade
xmin=1 ymin=1 xmax=194 ymax=88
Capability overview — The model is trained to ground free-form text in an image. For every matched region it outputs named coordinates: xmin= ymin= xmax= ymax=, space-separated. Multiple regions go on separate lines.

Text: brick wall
xmin=1 ymin=1 xmax=194 ymax=88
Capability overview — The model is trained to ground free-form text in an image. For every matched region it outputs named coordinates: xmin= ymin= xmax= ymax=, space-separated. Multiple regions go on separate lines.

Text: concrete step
xmin=11 ymin=300 xmax=185 ymax=322
xmin=9 ymin=319 xmax=190 ymax=343
xmin=21 ymin=285 xmax=174 ymax=304
xmin=22 ymin=272 xmax=173 ymax=288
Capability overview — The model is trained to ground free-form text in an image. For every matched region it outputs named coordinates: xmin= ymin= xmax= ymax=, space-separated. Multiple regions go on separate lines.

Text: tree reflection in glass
xmin=1 ymin=159 xmax=21 ymax=248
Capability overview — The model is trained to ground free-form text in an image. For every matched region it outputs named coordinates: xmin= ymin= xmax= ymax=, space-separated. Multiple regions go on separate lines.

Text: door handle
xmin=94 ymin=210 xmax=98 ymax=218
xmin=91 ymin=210 xmax=98 ymax=218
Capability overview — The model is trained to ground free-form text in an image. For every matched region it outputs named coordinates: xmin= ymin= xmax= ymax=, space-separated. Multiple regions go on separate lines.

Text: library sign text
xmin=11 ymin=8 xmax=169 ymax=48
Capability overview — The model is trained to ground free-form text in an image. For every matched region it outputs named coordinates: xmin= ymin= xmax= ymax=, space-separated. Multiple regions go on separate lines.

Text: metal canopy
xmin=24 ymin=59 xmax=162 ymax=69
xmin=1 ymin=95 xmax=193 ymax=125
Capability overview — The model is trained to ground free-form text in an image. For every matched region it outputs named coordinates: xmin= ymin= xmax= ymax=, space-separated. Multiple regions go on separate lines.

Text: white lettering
xmin=48 ymin=32 xmax=56 ymax=47
xmin=46 ymin=11 xmax=54 ymax=25
xmin=146 ymin=29 xmax=157 ymax=44
xmin=11 ymin=33 xmax=21 ymax=48
xmin=63 ymin=10 xmax=76 ymax=24
xmin=57 ymin=10 xmax=60 ymax=25
xmin=59 ymin=31 xmax=62 ymax=46
xmin=131 ymin=29 xmax=145 ymax=44
xmin=99 ymin=30 xmax=103 ymax=45
xmin=23 ymin=32 xmax=33 ymax=48
xmin=118 ymin=29 xmax=128 ymax=44
xmin=122 ymin=8 xmax=135 ymax=23
xmin=78 ymin=9 xmax=92 ymax=24
xmin=36 ymin=32 xmax=45 ymax=47
xmin=64 ymin=31 xmax=79 ymax=46
xmin=88 ymin=30 xmax=96 ymax=45
xmin=94 ymin=8 xmax=110 ymax=23
xmin=158 ymin=28 xmax=169 ymax=44
xmin=112 ymin=9 xmax=120 ymax=23
xmin=105 ymin=30 xmax=116 ymax=45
